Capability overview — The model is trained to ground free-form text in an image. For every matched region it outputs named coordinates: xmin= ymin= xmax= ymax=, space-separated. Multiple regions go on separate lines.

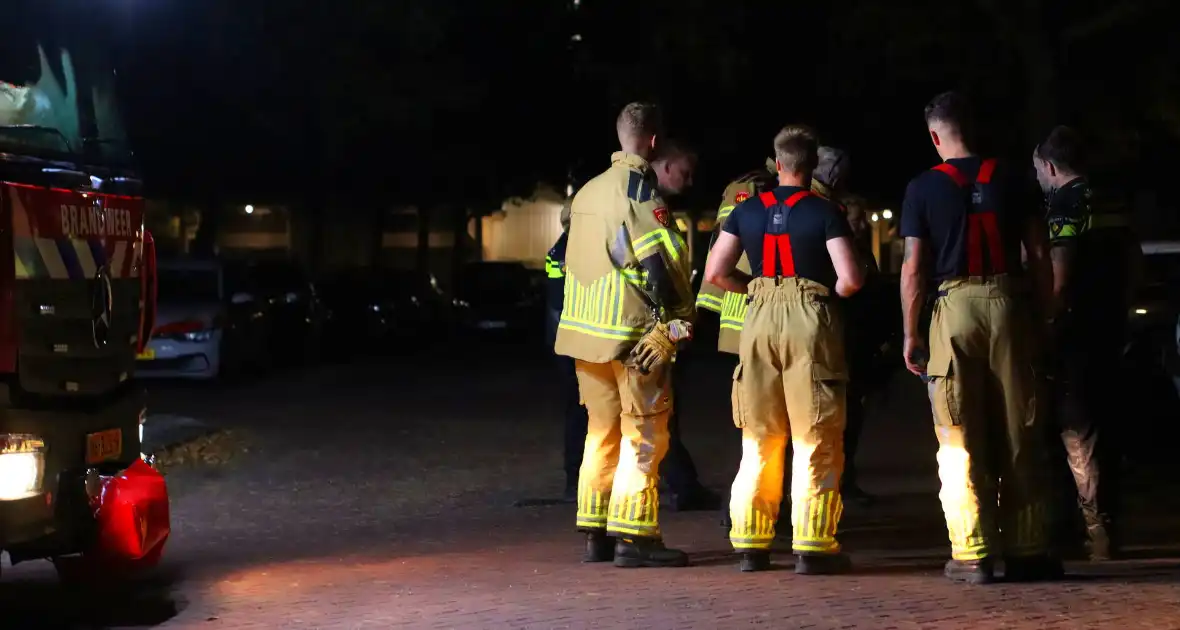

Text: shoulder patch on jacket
xmin=653 ymin=206 xmax=670 ymax=227
xmin=627 ymin=171 xmax=656 ymax=203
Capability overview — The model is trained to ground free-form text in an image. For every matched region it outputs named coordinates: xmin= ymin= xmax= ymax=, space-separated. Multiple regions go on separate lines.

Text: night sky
xmin=9 ymin=0 xmax=1178 ymax=213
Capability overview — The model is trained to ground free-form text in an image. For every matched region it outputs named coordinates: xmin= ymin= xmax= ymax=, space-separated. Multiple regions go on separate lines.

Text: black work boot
xmin=1004 ymin=555 xmax=1065 ymax=582
xmin=944 ymin=558 xmax=995 ymax=585
xmin=739 ymin=551 xmax=771 ymax=572
xmin=795 ymin=552 xmax=852 ymax=575
xmin=613 ymin=537 xmax=689 ymax=568
xmin=582 ymin=531 xmax=614 ymax=563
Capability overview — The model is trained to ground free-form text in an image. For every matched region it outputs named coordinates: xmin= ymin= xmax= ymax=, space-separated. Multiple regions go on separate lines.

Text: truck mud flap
xmin=54 ymin=459 xmax=171 ymax=579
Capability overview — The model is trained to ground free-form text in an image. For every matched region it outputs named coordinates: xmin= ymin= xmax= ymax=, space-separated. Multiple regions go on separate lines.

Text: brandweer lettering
xmin=59 ymin=204 xmax=134 ymax=238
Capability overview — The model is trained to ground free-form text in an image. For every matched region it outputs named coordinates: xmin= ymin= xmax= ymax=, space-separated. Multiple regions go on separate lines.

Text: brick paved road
xmin=5 ymin=340 xmax=1180 ymax=629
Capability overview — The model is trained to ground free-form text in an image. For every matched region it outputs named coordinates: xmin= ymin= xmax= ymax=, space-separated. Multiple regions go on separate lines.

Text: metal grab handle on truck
xmin=137 ymin=230 xmax=158 ymax=353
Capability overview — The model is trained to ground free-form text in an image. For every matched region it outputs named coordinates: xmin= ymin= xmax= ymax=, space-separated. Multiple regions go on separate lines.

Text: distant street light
xmin=882 ymin=209 xmax=893 ymax=220
xmin=565 ymin=184 xmax=574 ymax=196
xmin=244 ymin=204 xmax=254 ymax=215
xmin=870 ymin=212 xmax=880 ymax=222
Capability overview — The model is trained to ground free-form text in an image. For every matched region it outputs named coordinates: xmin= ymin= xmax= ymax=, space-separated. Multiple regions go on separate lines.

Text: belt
xmin=745 ymin=291 xmax=831 ymax=304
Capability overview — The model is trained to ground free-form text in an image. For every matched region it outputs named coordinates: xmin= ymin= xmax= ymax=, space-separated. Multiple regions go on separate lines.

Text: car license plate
xmin=477 ymin=320 xmax=507 ymax=330
xmin=86 ymin=429 xmax=123 ymax=464
xmin=137 ymin=348 xmax=155 ymax=360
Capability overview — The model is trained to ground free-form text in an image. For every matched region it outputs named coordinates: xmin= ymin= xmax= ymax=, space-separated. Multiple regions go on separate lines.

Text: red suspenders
xmin=933 ymin=158 xmax=1006 ymax=276
xmin=759 ymin=190 xmax=812 ymax=278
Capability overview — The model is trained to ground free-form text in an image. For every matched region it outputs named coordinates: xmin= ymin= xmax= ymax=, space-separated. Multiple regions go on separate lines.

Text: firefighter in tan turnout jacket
xmin=697 ymin=159 xmax=777 ymax=351
xmin=555 ymin=102 xmax=696 ymax=568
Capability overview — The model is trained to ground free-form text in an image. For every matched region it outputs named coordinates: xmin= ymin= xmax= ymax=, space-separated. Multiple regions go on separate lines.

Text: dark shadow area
xmin=1116 ymin=546 xmax=1180 ymax=561
xmin=1030 ymin=563 xmax=1180 ymax=585
xmin=0 ymin=567 xmax=185 ymax=628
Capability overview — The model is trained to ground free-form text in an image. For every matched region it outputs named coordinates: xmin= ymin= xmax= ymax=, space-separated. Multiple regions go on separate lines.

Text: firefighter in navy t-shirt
xmin=899 ymin=91 xmax=1059 ymax=584
xmin=704 ymin=125 xmax=865 ymax=574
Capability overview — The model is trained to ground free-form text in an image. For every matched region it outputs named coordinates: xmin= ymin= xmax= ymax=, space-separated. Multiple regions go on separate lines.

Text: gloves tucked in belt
xmin=626 ymin=320 xmax=693 ymax=374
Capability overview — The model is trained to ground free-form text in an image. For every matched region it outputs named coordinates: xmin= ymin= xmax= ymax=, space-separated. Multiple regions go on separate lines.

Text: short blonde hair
xmin=773 ymin=125 xmax=819 ymax=174
xmin=616 ymin=102 xmax=663 ymax=142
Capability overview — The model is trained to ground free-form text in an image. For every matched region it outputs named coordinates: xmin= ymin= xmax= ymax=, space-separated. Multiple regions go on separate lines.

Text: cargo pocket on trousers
xmin=623 ymin=363 xmax=672 ymax=417
xmin=730 ymin=363 xmax=746 ymax=428
xmin=810 ymin=363 xmax=847 ymax=427
xmin=925 ymin=352 xmax=962 ymax=427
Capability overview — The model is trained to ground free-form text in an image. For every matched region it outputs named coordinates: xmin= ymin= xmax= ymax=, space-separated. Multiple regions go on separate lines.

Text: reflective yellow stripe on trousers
xmin=606 ymin=487 xmax=660 ymax=537
xmin=577 ymin=487 xmax=610 ymax=529
xmin=791 ymin=490 xmax=844 ymax=554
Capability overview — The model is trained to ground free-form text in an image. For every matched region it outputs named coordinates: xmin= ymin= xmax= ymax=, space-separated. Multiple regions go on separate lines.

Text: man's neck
xmin=938 ymin=143 xmax=974 ymax=161
xmin=619 ymin=143 xmax=652 ymax=161
xmin=777 ymin=173 xmax=808 ymax=188
xmin=1056 ymin=173 xmax=1083 ymax=190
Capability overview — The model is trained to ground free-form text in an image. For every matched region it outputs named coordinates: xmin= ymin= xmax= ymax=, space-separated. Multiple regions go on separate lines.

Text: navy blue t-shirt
xmin=721 ymin=185 xmax=851 ymax=291
xmin=900 ymin=157 xmax=1031 ymax=282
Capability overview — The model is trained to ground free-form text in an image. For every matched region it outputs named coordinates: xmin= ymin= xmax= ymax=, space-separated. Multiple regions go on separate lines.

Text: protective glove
xmin=627 ymin=320 xmax=693 ymax=374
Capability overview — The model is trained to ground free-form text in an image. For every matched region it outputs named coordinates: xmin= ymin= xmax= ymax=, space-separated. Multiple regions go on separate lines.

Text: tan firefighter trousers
xmin=926 ymin=276 xmax=1049 ymax=561
xmin=729 ymin=277 xmax=847 ymax=554
xmin=574 ymin=359 xmax=673 ymax=539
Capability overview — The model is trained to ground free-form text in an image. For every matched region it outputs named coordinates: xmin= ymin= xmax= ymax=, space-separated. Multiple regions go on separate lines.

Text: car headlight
xmin=0 ymin=434 xmax=46 ymax=501
xmin=181 ymin=329 xmax=214 ymax=342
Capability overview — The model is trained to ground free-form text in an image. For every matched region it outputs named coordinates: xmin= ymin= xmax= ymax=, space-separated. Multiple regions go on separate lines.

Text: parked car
xmin=452 ymin=261 xmax=545 ymax=338
xmin=136 ymin=258 xmax=269 ymax=380
xmin=234 ymin=260 xmax=326 ymax=366
xmin=319 ymin=267 xmax=448 ymax=356
xmin=1128 ymin=241 xmax=1180 ymax=347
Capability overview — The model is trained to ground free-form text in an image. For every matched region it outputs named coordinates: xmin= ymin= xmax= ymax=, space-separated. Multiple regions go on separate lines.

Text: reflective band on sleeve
xmin=696 ymin=292 xmax=724 ymax=312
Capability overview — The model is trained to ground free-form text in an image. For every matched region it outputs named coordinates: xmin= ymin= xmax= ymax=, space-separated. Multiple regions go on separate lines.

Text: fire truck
xmin=0 ymin=130 xmax=168 ymax=578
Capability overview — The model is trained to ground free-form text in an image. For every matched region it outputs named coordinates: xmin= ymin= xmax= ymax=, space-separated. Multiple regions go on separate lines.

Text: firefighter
xmin=545 ymin=200 xmax=587 ymax=503
xmin=706 ymin=149 xmax=859 ymax=533
xmin=556 ymin=102 xmax=696 ymax=568
xmin=704 ymin=125 xmax=865 ymax=573
xmin=900 ymin=91 xmax=1060 ymax=584
xmin=647 ymin=140 xmax=723 ymax=512
xmin=1033 ymin=125 xmax=1138 ymax=561
xmin=696 ymin=158 xmax=778 ymax=355
xmin=812 ymin=149 xmax=881 ymax=506
xmin=556 ymin=142 xmax=717 ymax=510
